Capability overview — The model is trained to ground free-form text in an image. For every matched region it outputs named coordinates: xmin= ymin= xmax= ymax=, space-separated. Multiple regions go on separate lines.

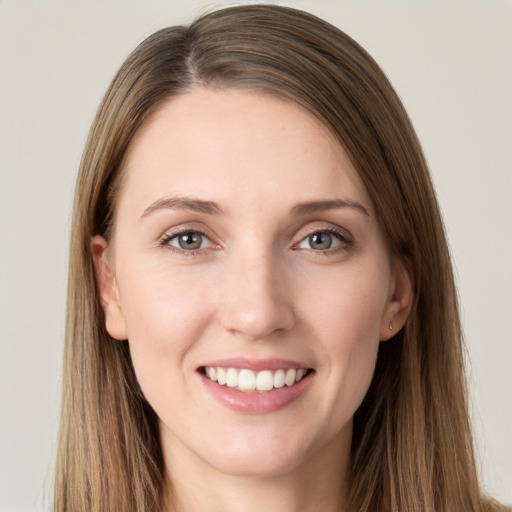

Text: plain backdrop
xmin=0 ymin=1 xmax=510 ymax=510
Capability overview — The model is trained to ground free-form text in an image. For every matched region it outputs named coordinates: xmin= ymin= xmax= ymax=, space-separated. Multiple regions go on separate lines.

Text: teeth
xmin=285 ymin=369 xmax=296 ymax=386
xmin=226 ymin=368 xmax=238 ymax=388
xmin=273 ymin=369 xmax=285 ymax=388
xmin=257 ymin=370 xmax=274 ymax=391
xmin=204 ymin=366 xmax=308 ymax=392
xmin=238 ymin=369 xmax=256 ymax=391
xmin=217 ymin=367 xmax=227 ymax=385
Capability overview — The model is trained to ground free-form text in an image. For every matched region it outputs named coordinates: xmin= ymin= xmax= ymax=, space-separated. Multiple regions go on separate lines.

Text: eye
xmin=297 ymin=229 xmax=349 ymax=251
xmin=164 ymin=230 xmax=214 ymax=252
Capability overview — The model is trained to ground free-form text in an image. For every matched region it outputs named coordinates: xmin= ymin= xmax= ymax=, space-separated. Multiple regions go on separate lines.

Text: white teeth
xmin=226 ymin=368 xmax=238 ymax=388
xmin=217 ymin=367 xmax=227 ymax=385
xmin=285 ymin=369 xmax=296 ymax=386
xmin=273 ymin=369 xmax=285 ymax=388
xmin=257 ymin=370 xmax=274 ymax=391
xmin=204 ymin=366 xmax=308 ymax=392
xmin=238 ymin=369 xmax=256 ymax=391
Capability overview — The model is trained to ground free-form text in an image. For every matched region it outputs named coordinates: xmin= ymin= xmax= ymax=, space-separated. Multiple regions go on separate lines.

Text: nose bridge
xmin=219 ymin=246 xmax=295 ymax=340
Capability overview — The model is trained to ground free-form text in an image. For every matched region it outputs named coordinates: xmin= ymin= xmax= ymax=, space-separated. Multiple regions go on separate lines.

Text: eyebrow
xmin=140 ymin=196 xmax=369 ymax=219
xmin=141 ymin=196 xmax=224 ymax=218
xmin=290 ymin=199 xmax=370 ymax=217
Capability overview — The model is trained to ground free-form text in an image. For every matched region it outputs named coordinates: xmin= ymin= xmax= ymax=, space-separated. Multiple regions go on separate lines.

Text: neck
xmin=160 ymin=430 xmax=351 ymax=512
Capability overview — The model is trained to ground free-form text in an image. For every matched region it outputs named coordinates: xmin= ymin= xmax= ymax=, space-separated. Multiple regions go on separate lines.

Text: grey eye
xmin=298 ymin=231 xmax=342 ymax=251
xmin=169 ymin=232 xmax=210 ymax=251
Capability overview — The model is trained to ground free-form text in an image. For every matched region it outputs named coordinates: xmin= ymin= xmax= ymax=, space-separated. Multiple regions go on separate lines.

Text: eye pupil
xmin=309 ymin=232 xmax=332 ymax=250
xmin=178 ymin=232 xmax=202 ymax=250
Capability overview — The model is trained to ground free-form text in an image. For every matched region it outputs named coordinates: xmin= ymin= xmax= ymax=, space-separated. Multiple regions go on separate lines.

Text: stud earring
xmin=389 ymin=323 xmax=393 ymax=331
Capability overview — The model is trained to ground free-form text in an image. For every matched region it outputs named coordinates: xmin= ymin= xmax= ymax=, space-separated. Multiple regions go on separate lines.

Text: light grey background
xmin=0 ymin=1 xmax=510 ymax=510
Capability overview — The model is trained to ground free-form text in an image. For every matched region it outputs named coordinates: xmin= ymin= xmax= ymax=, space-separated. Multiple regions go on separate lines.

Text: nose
xmin=218 ymin=253 xmax=296 ymax=341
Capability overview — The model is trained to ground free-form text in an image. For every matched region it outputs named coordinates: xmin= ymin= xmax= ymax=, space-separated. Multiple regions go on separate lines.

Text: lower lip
xmin=199 ymin=371 xmax=314 ymax=414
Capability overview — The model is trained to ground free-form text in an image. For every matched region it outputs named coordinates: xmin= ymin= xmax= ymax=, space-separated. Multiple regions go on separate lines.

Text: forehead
xmin=118 ymin=88 xmax=373 ymax=218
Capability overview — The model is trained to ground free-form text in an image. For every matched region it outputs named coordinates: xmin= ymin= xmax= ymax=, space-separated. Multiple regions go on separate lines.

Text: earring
xmin=389 ymin=323 xmax=393 ymax=331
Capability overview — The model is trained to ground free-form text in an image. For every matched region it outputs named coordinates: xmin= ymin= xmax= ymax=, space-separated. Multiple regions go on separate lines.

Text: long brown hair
xmin=55 ymin=5 xmax=504 ymax=511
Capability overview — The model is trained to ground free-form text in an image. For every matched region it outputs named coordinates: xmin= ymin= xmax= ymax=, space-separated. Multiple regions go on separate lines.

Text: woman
xmin=54 ymin=4 xmax=508 ymax=511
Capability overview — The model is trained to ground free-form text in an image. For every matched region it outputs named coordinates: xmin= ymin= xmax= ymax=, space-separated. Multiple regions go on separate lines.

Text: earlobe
xmin=91 ymin=235 xmax=128 ymax=340
xmin=380 ymin=263 xmax=414 ymax=341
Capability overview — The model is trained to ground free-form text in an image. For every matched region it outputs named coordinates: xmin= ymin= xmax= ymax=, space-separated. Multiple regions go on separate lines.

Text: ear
xmin=380 ymin=262 xmax=414 ymax=341
xmin=91 ymin=235 xmax=128 ymax=340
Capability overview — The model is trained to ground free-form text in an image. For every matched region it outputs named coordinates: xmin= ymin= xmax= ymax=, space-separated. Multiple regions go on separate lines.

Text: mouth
xmin=201 ymin=366 xmax=312 ymax=393
xmin=198 ymin=358 xmax=315 ymax=413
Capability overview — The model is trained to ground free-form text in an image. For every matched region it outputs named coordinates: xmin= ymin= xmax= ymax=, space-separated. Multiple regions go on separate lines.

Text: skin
xmin=93 ymin=89 xmax=412 ymax=512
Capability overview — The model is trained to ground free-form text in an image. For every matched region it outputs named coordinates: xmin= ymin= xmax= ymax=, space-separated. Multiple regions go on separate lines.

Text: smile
xmin=199 ymin=359 xmax=315 ymax=413
xmin=204 ymin=367 xmax=308 ymax=392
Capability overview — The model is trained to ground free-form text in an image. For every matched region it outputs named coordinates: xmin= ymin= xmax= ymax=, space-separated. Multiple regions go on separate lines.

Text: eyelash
xmin=159 ymin=229 xmax=216 ymax=256
xmin=295 ymin=227 xmax=353 ymax=256
xmin=159 ymin=226 xmax=353 ymax=256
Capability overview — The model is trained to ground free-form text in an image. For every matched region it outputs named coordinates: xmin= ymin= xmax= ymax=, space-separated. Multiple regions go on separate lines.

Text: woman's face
xmin=94 ymin=89 xmax=410 ymax=479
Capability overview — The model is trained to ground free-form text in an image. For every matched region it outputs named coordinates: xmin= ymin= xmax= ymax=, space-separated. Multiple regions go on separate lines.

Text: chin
xmin=209 ymin=449 xmax=306 ymax=478
xmin=197 ymin=428 xmax=318 ymax=478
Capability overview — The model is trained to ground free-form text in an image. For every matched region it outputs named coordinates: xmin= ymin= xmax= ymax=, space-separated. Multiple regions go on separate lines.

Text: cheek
xmin=304 ymin=257 xmax=389 ymax=346
xmin=115 ymin=256 xmax=217 ymax=387
xmin=119 ymin=250 xmax=215 ymax=330
xmin=301 ymin=259 xmax=389 ymax=415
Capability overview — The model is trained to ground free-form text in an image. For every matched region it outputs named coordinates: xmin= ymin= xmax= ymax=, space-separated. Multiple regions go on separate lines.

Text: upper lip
xmin=199 ymin=357 xmax=312 ymax=372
